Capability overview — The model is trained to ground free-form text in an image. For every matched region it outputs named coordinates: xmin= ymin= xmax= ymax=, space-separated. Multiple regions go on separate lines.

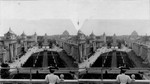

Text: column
xmin=9 ymin=44 xmax=13 ymax=62
xmin=94 ymin=42 xmax=96 ymax=51
xmin=24 ymin=42 xmax=27 ymax=52
xmin=78 ymin=44 xmax=82 ymax=63
xmin=84 ymin=43 xmax=87 ymax=59
xmin=13 ymin=43 xmax=17 ymax=60
xmin=15 ymin=43 xmax=18 ymax=59
xmin=92 ymin=41 xmax=96 ymax=52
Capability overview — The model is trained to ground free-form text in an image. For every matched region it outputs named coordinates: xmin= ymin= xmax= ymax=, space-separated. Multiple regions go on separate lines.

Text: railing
xmin=1 ymin=67 xmax=150 ymax=84
xmin=0 ymin=79 xmax=150 ymax=84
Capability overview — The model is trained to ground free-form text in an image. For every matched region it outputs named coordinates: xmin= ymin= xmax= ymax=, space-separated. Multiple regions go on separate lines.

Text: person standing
xmin=45 ymin=69 xmax=61 ymax=84
xmin=116 ymin=69 xmax=135 ymax=84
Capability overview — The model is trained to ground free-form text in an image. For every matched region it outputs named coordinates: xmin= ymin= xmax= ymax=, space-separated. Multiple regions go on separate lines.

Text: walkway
xmin=9 ymin=46 xmax=43 ymax=70
xmin=117 ymin=45 xmax=131 ymax=52
xmin=48 ymin=45 xmax=63 ymax=52
xmin=128 ymin=51 xmax=149 ymax=68
xmin=79 ymin=47 xmax=112 ymax=70
xmin=111 ymin=52 xmax=117 ymax=68
xmin=8 ymin=45 xmax=63 ymax=72
xmin=42 ymin=51 xmax=48 ymax=67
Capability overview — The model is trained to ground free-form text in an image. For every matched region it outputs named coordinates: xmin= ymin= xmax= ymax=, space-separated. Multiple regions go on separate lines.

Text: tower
xmin=34 ymin=32 xmax=37 ymax=43
xmin=21 ymin=31 xmax=27 ymax=53
xmin=90 ymin=31 xmax=96 ymax=52
xmin=77 ymin=30 xmax=86 ymax=63
xmin=112 ymin=34 xmax=117 ymax=47
xmin=103 ymin=32 xmax=106 ymax=43
xmin=42 ymin=33 xmax=49 ymax=49
xmin=4 ymin=28 xmax=17 ymax=62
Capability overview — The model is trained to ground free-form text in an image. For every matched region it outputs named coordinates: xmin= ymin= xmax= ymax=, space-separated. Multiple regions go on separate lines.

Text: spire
xmin=91 ymin=30 xmax=94 ymax=35
xmin=103 ymin=32 xmax=105 ymax=36
xmin=9 ymin=27 xmax=11 ymax=31
xmin=45 ymin=33 xmax=47 ymax=36
xmin=90 ymin=31 xmax=95 ymax=36
xmin=113 ymin=33 xmax=116 ymax=36
xmin=21 ymin=31 xmax=26 ymax=36
xmin=90 ymin=31 xmax=96 ymax=40
xmin=34 ymin=32 xmax=37 ymax=36
xmin=77 ymin=29 xmax=84 ymax=35
xmin=21 ymin=31 xmax=27 ymax=39
xmin=8 ymin=27 xmax=14 ymax=34
xmin=77 ymin=21 xmax=79 ymax=26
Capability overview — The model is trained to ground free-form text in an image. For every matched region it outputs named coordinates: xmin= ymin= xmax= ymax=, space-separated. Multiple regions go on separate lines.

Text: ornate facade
xmin=56 ymin=30 xmax=107 ymax=63
xmin=42 ymin=33 xmax=49 ymax=49
xmin=125 ymin=31 xmax=150 ymax=65
xmin=0 ymin=28 xmax=37 ymax=63
xmin=3 ymin=28 xmax=18 ymax=62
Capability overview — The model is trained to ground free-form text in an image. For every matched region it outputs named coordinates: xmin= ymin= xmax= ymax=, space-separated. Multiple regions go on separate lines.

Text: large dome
xmin=5 ymin=28 xmax=15 ymax=35
xmin=130 ymin=30 xmax=138 ymax=39
xmin=62 ymin=30 xmax=70 ymax=36
xmin=77 ymin=30 xmax=84 ymax=36
xmin=131 ymin=31 xmax=138 ymax=37
xmin=4 ymin=28 xmax=17 ymax=40
xmin=90 ymin=31 xmax=96 ymax=40
xmin=21 ymin=31 xmax=26 ymax=37
xmin=77 ymin=30 xmax=86 ymax=41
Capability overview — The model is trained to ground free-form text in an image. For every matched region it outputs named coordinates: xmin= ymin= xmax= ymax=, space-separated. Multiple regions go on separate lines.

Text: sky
xmin=0 ymin=0 xmax=150 ymax=36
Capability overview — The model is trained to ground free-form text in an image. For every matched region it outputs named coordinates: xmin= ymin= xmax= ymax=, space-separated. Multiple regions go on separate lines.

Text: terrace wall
xmin=131 ymin=42 xmax=150 ymax=64
xmin=56 ymin=40 xmax=93 ymax=63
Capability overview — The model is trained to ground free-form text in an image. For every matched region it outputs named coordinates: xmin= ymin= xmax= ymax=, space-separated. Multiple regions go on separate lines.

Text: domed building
xmin=42 ymin=33 xmax=49 ymax=49
xmin=3 ymin=28 xmax=18 ymax=62
xmin=77 ymin=30 xmax=86 ymax=43
xmin=4 ymin=28 xmax=17 ymax=40
xmin=60 ymin=30 xmax=70 ymax=40
xmin=89 ymin=31 xmax=96 ymax=40
xmin=111 ymin=34 xmax=117 ymax=47
xmin=20 ymin=31 xmax=27 ymax=52
xmin=21 ymin=31 xmax=27 ymax=40
xmin=33 ymin=32 xmax=37 ymax=43
xmin=130 ymin=30 xmax=139 ymax=40
xmin=62 ymin=30 xmax=70 ymax=37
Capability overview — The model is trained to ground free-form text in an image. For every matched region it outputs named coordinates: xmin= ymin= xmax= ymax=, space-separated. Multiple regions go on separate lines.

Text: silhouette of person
xmin=45 ymin=68 xmax=60 ymax=84
xmin=116 ymin=69 xmax=135 ymax=84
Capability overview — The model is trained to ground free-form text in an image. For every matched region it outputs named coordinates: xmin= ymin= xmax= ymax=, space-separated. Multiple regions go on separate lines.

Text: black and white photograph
xmin=0 ymin=0 xmax=150 ymax=84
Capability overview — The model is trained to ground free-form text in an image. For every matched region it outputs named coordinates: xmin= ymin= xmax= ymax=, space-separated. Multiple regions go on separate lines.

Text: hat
xmin=48 ymin=66 xmax=59 ymax=70
xmin=120 ymin=69 xmax=126 ymax=74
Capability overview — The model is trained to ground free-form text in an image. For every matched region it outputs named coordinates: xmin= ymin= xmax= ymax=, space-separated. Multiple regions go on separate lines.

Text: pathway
xmin=42 ymin=51 xmax=48 ymax=67
xmin=111 ymin=51 xmax=117 ymax=68
xmin=79 ymin=47 xmax=112 ymax=70
xmin=117 ymin=45 xmax=131 ymax=52
xmin=9 ymin=46 xmax=43 ymax=71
